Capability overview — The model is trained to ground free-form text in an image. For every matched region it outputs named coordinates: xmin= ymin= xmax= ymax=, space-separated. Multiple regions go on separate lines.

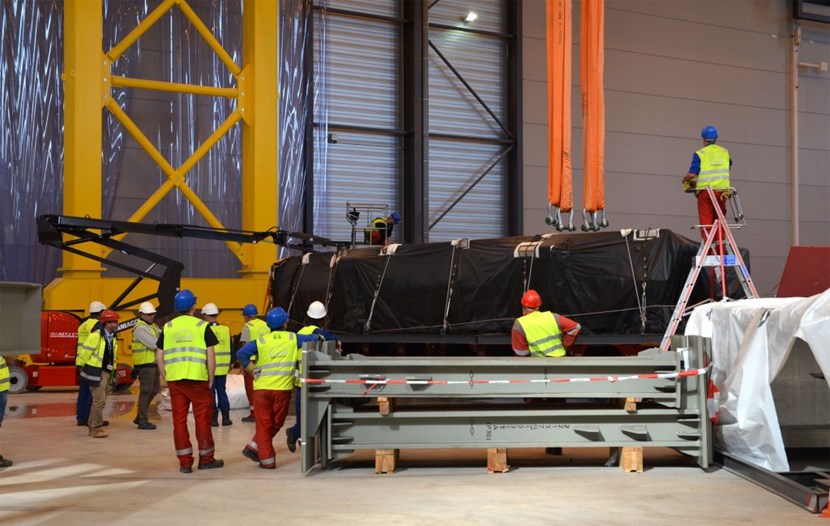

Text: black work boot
xmin=211 ymin=410 xmax=219 ymax=427
xmin=221 ymin=409 xmax=232 ymax=426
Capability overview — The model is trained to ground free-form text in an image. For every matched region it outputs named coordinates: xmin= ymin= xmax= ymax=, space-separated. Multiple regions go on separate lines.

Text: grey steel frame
xmin=300 ymin=335 xmax=713 ymax=474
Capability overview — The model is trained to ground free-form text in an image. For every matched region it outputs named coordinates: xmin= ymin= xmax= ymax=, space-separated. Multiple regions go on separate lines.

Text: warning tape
xmin=301 ymin=366 xmax=710 ymax=387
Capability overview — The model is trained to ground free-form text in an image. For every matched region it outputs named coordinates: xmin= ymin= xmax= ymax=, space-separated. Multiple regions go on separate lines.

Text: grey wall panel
xmin=605 ymin=4 xmax=789 ymax=70
xmin=324 ymin=16 xmax=399 ymax=129
xmin=328 ymin=0 xmax=396 ymax=18
xmin=427 ymin=140 xmax=506 ymax=241
xmin=522 ymin=79 xmax=547 ymax=126
xmin=604 ymin=50 xmax=790 ymax=111
xmin=801 ymin=221 xmax=830 ymax=246
xmin=429 ymin=0 xmax=506 ymax=33
xmin=522 ymin=35 xmax=547 ymax=83
xmin=522 ymin=121 xmax=548 ymax=168
xmin=608 ymin=0 xmax=786 ymax=33
xmin=429 ymin=31 xmax=506 ymax=137
xmin=799 ymin=149 xmax=830 ymax=186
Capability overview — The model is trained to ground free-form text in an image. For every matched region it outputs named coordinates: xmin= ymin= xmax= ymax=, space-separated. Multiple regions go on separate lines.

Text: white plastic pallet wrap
xmin=158 ymin=373 xmax=250 ymax=412
xmin=685 ymin=289 xmax=830 ymax=471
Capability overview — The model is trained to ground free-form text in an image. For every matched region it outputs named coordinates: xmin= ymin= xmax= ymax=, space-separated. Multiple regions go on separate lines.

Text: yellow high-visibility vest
xmin=0 ymin=359 xmax=9 ymax=393
xmin=695 ymin=144 xmax=730 ymax=191
xmin=211 ymin=324 xmax=232 ymax=376
xmin=517 ymin=310 xmax=565 ymax=357
xmin=252 ymin=331 xmax=300 ymax=391
xmin=131 ymin=319 xmax=160 ymax=366
xmin=75 ymin=317 xmax=98 ymax=367
xmin=245 ymin=318 xmax=270 ymax=341
xmin=78 ymin=331 xmax=118 ymax=385
xmin=162 ymin=316 xmax=209 ymax=382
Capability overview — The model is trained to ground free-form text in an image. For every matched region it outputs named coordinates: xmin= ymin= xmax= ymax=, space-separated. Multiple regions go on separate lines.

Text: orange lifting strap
xmin=546 ymin=0 xmax=608 ymax=232
xmin=546 ymin=0 xmax=574 ymax=231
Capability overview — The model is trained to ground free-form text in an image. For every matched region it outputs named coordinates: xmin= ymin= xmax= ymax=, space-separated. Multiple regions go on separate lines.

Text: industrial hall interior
xmin=1 ymin=0 xmax=829 ymax=524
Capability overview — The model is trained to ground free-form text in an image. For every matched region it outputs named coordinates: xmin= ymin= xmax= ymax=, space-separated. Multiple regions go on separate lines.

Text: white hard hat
xmin=307 ymin=301 xmax=327 ymax=320
xmin=138 ymin=302 xmax=157 ymax=315
xmin=201 ymin=303 xmax=219 ymax=316
xmin=89 ymin=301 xmax=106 ymax=314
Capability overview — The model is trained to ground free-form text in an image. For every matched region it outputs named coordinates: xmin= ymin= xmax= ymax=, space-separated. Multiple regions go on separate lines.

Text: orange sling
xmin=581 ymin=0 xmax=606 ymax=228
xmin=546 ymin=0 xmax=573 ymax=229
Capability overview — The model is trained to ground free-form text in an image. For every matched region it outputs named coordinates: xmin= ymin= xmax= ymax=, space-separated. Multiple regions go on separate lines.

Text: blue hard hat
xmin=242 ymin=304 xmax=258 ymax=316
xmin=265 ymin=307 xmax=289 ymax=329
xmin=174 ymin=289 xmax=197 ymax=312
xmin=701 ymin=125 xmax=718 ymax=141
xmin=390 ymin=211 xmax=401 ymax=223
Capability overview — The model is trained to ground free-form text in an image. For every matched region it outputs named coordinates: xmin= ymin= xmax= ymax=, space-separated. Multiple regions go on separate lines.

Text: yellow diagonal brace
xmin=111 ymin=76 xmax=238 ymax=98
xmin=178 ymin=0 xmax=243 ymax=76
xmin=106 ymin=98 xmax=178 ymax=180
xmin=106 ymin=0 xmax=177 ymax=62
xmin=105 ymin=98 xmax=245 ymax=260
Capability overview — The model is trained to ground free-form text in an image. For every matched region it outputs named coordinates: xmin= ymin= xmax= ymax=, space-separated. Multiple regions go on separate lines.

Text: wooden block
xmin=614 ymin=397 xmax=639 ymax=412
xmin=487 ymin=448 xmax=509 ymax=473
xmin=378 ymin=396 xmax=394 ymax=415
xmin=375 ymin=449 xmax=399 ymax=474
xmin=620 ymin=446 xmax=643 ymax=473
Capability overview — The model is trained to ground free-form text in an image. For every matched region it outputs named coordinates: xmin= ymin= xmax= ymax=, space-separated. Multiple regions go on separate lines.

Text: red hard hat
xmin=100 ymin=309 xmax=120 ymax=323
xmin=521 ymin=289 xmax=542 ymax=309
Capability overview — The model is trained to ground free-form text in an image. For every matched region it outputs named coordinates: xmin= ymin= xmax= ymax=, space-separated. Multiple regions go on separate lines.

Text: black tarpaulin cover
xmin=270 ymin=229 xmax=749 ymax=337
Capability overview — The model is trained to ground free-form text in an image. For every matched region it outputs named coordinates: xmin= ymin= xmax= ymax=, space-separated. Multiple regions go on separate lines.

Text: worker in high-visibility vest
xmin=682 ymin=125 xmax=732 ymax=240
xmin=363 ymin=211 xmax=400 ymax=246
xmin=238 ymin=304 xmax=270 ymax=423
xmin=285 ymin=300 xmax=340 ymax=453
xmin=237 ymin=307 xmax=317 ymax=469
xmin=131 ymin=302 xmax=161 ymax=430
xmin=155 ymin=289 xmax=224 ymax=474
xmin=77 ymin=309 xmax=121 ymax=438
xmin=76 ymin=300 xmax=106 ymax=427
xmin=512 ymin=289 xmax=581 ymax=456
xmin=0 ymin=357 xmax=12 ymax=468
xmin=201 ymin=303 xmax=233 ymax=427
xmin=511 ymin=289 xmax=581 ymax=358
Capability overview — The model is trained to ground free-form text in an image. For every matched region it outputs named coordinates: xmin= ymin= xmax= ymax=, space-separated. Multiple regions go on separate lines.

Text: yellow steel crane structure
xmin=49 ymin=0 xmax=278 ymax=334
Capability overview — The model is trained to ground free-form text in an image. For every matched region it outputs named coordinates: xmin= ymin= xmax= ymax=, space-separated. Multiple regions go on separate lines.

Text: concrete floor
xmin=0 ymin=389 xmax=818 ymax=525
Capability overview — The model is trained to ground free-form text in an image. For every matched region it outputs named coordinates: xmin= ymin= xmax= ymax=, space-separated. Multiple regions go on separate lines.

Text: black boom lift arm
xmin=37 ymin=214 xmax=344 ymax=317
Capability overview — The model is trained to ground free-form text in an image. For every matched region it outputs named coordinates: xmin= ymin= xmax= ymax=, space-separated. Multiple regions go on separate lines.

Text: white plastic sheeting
xmin=158 ymin=373 xmax=250 ymax=412
xmin=685 ymin=289 xmax=830 ymax=471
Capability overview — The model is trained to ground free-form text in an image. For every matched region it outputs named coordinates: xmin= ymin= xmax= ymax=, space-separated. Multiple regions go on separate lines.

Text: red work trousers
xmin=696 ymin=190 xmax=728 ymax=242
xmin=249 ymin=389 xmax=292 ymax=468
xmin=244 ymin=371 xmax=255 ymax=413
xmin=168 ymin=380 xmax=216 ymax=469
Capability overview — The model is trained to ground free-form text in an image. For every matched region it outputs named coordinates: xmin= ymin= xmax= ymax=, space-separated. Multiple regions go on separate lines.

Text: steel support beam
xmin=301 ymin=335 xmax=713 ymax=473
xmin=241 ymin=0 xmax=279 ymax=279
xmin=62 ymin=0 xmax=105 ymax=278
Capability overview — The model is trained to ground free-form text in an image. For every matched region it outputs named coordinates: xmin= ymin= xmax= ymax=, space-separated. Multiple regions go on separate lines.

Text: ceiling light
xmin=464 ymin=11 xmax=478 ymax=23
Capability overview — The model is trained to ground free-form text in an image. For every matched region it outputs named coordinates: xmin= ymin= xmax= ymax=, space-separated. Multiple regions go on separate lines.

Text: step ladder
xmin=659 ymin=187 xmax=759 ymax=352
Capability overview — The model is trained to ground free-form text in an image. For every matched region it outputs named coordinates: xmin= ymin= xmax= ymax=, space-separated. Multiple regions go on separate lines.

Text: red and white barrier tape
xmin=301 ymin=366 xmax=710 ymax=386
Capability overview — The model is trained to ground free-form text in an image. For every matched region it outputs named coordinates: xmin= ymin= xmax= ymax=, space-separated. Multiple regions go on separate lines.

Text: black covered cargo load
xmin=269 ymin=229 xmax=749 ymax=342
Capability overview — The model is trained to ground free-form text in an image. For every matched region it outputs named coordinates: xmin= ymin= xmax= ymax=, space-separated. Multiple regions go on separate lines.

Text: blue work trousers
xmin=213 ymin=375 xmax=229 ymax=411
xmin=76 ymin=378 xmax=92 ymax=425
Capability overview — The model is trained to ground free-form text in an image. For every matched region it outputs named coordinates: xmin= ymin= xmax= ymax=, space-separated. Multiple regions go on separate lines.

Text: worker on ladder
xmin=682 ymin=125 xmax=732 ymax=241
